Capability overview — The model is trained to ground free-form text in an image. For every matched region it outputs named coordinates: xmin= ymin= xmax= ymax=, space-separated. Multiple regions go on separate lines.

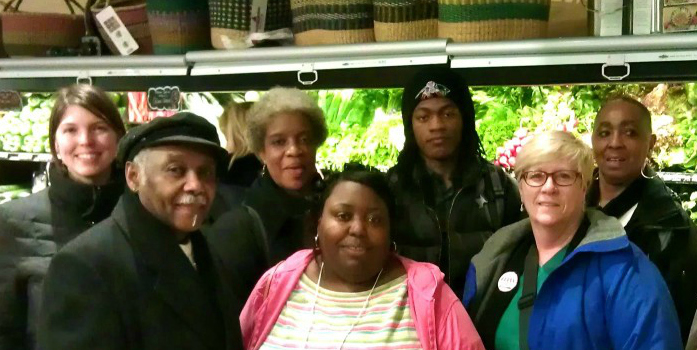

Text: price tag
xmin=95 ymin=6 xmax=139 ymax=56
xmin=147 ymin=86 xmax=181 ymax=111
xmin=0 ymin=91 xmax=22 ymax=111
xmin=250 ymin=0 xmax=269 ymax=32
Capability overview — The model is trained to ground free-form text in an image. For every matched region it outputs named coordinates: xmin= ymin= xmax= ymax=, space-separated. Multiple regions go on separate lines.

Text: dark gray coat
xmin=0 ymin=166 xmax=122 ymax=350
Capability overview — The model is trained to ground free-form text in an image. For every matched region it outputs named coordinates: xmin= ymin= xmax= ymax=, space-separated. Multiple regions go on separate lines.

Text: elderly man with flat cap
xmin=37 ymin=112 xmax=243 ymax=350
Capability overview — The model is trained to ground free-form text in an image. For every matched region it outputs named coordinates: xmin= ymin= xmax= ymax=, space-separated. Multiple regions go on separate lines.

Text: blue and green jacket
xmin=463 ymin=209 xmax=682 ymax=350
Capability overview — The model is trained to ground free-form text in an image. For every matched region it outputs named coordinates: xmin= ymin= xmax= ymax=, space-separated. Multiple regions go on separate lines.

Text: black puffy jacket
xmin=387 ymin=158 xmax=521 ymax=295
xmin=0 ymin=165 xmax=123 ymax=350
xmin=588 ymin=175 xmax=697 ymax=344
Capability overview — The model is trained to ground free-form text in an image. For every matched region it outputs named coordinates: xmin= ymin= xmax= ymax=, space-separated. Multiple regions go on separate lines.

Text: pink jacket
xmin=240 ymin=249 xmax=485 ymax=350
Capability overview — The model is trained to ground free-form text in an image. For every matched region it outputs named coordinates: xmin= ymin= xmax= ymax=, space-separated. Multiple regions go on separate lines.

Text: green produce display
xmin=0 ymin=94 xmax=52 ymax=153
xmin=311 ymin=89 xmax=404 ymax=171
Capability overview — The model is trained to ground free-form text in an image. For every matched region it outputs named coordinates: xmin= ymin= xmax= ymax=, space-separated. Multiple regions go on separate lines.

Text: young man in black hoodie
xmin=388 ymin=66 xmax=521 ymax=295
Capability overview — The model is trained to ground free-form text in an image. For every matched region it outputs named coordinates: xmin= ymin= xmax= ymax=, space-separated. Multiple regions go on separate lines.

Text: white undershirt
xmin=618 ymin=203 xmax=639 ymax=227
xmin=179 ymin=241 xmax=197 ymax=270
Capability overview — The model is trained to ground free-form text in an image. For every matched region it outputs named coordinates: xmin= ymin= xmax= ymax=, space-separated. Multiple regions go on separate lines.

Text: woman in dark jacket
xmin=207 ymin=87 xmax=327 ymax=298
xmin=0 ymin=84 xmax=126 ymax=350
xmin=588 ymin=95 xmax=697 ymax=344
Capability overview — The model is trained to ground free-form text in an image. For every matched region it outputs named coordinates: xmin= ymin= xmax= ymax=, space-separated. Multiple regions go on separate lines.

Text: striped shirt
xmin=259 ymin=273 xmax=422 ymax=350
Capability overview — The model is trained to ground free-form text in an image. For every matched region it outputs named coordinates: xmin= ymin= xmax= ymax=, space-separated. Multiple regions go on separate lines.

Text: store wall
xmin=20 ymin=0 xmax=88 ymax=13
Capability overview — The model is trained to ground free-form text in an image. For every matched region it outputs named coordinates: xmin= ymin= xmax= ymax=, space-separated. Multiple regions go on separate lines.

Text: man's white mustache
xmin=177 ymin=194 xmax=207 ymax=205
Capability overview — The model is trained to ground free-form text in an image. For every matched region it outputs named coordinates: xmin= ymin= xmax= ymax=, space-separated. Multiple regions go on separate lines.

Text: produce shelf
xmin=0 ymin=34 xmax=694 ymax=91
xmin=0 ymin=152 xmax=51 ymax=163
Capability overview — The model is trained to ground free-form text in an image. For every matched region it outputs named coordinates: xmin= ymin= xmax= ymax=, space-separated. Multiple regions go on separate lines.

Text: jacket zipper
xmin=444 ymin=188 xmax=464 ymax=283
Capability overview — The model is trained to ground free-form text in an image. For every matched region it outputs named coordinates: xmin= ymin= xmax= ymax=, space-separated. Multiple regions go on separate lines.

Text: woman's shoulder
xmin=0 ymin=189 xmax=51 ymax=226
xmin=635 ymin=176 xmax=692 ymax=227
xmin=583 ymin=239 xmax=666 ymax=287
xmin=639 ymin=177 xmax=685 ymax=212
xmin=398 ymin=254 xmax=448 ymax=292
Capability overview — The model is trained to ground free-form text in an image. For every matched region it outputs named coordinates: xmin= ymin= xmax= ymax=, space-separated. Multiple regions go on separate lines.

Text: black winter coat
xmin=206 ymin=173 xmax=320 ymax=299
xmin=387 ymin=158 xmax=521 ymax=296
xmin=588 ymin=175 xmax=697 ymax=344
xmin=37 ymin=191 xmax=244 ymax=350
xmin=0 ymin=165 xmax=123 ymax=350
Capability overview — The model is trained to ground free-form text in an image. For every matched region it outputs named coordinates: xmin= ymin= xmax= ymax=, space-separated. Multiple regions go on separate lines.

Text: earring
xmin=261 ymin=164 xmax=267 ymax=176
xmin=391 ymin=241 xmax=397 ymax=252
xmin=640 ymin=158 xmax=656 ymax=179
xmin=314 ymin=234 xmax=320 ymax=251
xmin=520 ymin=203 xmax=525 ymax=212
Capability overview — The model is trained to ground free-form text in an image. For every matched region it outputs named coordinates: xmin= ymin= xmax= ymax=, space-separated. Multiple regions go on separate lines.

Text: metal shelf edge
xmin=0 ymin=152 xmax=51 ymax=162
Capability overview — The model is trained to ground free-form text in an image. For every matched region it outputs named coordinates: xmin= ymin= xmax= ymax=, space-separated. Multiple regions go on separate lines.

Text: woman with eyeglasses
xmin=463 ymin=131 xmax=681 ymax=350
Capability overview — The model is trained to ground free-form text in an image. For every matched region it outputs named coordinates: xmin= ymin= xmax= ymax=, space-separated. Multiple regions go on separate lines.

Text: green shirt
xmin=494 ymin=246 xmax=568 ymax=350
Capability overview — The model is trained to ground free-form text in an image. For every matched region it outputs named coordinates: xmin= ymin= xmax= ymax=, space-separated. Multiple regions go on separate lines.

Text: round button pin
xmin=498 ymin=271 xmax=518 ymax=292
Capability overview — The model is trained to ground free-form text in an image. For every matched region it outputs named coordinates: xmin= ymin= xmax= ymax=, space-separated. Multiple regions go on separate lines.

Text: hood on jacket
xmin=395 ymin=66 xmax=484 ymax=184
xmin=466 ymin=208 xmax=628 ymax=308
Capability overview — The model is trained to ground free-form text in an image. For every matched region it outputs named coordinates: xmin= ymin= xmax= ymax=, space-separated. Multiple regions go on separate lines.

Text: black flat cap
xmin=117 ymin=112 xmax=229 ymax=170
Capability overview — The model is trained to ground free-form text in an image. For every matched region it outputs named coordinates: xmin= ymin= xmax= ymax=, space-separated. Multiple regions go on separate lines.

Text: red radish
xmin=504 ymin=149 xmax=512 ymax=158
xmin=516 ymin=146 xmax=522 ymax=155
xmin=494 ymin=160 xmax=500 ymax=166
xmin=509 ymin=157 xmax=516 ymax=167
xmin=499 ymin=156 xmax=509 ymax=167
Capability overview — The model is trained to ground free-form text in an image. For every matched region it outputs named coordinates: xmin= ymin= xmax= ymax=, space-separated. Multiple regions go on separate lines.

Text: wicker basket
xmin=146 ymin=0 xmax=211 ymax=54
xmin=291 ymin=0 xmax=375 ymax=45
xmin=209 ymin=0 xmax=292 ymax=49
xmin=0 ymin=0 xmax=86 ymax=57
xmin=374 ymin=0 xmax=437 ymax=41
xmin=437 ymin=0 xmax=551 ymax=42
xmin=91 ymin=0 xmax=153 ymax=54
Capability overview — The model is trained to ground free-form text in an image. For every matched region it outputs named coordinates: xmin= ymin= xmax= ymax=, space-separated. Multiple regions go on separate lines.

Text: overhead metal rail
xmin=0 ymin=34 xmax=695 ymax=88
xmin=0 ymin=55 xmax=188 ymax=81
xmin=448 ymin=33 xmax=697 ymax=81
xmin=187 ymin=39 xmax=449 ymax=85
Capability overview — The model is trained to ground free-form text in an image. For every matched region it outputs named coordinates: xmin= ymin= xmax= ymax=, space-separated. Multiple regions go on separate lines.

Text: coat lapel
xmin=113 ymin=193 xmax=224 ymax=350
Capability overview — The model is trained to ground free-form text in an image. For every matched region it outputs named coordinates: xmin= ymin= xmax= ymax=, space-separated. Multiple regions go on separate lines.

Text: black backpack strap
xmin=244 ymin=204 xmax=271 ymax=267
xmin=518 ymin=244 xmax=539 ymax=350
xmin=481 ymin=163 xmax=506 ymax=229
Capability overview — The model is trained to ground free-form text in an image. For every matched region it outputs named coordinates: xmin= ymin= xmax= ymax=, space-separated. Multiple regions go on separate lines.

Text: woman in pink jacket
xmin=240 ymin=167 xmax=484 ymax=350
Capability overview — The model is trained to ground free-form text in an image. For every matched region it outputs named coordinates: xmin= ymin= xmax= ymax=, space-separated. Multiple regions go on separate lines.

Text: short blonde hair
xmin=219 ymin=101 xmax=253 ymax=159
xmin=247 ymin=87 xmax=327 ymax=153
xmin=514 ymin=131 xmax=595 ymax=188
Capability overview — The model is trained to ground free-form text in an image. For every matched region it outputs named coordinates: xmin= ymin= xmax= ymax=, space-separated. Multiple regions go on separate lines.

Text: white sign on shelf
xmin=95 ymin=6 xmax=139 ymax=56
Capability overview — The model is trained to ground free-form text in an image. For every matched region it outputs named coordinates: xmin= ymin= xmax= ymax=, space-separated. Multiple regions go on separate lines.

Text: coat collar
xmin=112 ymin=191 xmax=225 ymax=350
xmin=244 ymin=173 xmax=317 ymax=237
xmin=587 ymin=174 xmax=685 ymax=229
xmin=471 ymin=209 xmax=629 ymax=290
xmin=48 ymin=163 xmax=123 ymax=221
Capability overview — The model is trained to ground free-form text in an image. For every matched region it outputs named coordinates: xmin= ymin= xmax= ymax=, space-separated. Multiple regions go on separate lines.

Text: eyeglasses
xmin=521 ymin=170 xmax=580 ymax=187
